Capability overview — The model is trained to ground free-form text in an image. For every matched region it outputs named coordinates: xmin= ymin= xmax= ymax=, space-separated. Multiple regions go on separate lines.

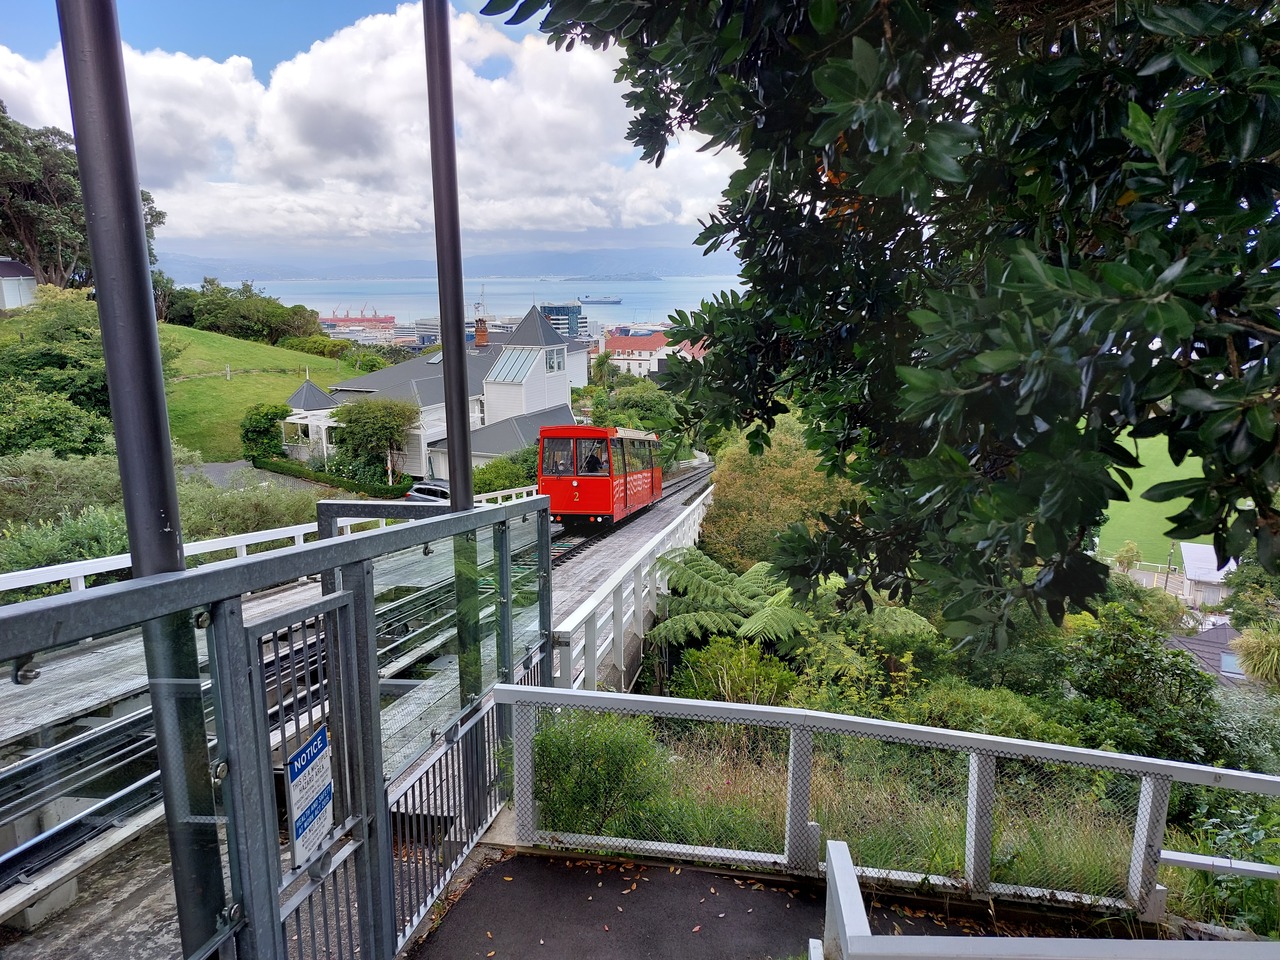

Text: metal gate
xmin=208 ymin=558 xmax=396 ymax=960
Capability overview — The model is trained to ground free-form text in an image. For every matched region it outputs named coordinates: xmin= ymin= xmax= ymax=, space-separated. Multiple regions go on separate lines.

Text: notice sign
xmin=286 ymin=724 xmax=334 ymax=868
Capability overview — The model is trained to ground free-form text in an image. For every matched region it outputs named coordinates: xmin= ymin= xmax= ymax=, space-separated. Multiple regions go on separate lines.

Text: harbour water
xmin=256 ymin=275 xmax=743 ymax=327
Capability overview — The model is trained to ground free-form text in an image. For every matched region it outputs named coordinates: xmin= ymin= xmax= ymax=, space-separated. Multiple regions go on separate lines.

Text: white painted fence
xmin=0 ymin=485 xmax=539 ymax=596
xmin=552 ymin=486 xmax=713 ymax=690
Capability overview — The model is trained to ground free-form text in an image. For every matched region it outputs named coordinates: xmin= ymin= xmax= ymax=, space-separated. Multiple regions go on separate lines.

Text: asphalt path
xmin=410 ymin=854 xmax=823 ymax=960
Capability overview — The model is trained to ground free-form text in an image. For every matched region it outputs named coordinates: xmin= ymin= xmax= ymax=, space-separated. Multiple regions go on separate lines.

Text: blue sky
xmin=0 ymin=2 xmax=735 ymax=266
xmin=8 ymin=1 xmax=532 ymax=82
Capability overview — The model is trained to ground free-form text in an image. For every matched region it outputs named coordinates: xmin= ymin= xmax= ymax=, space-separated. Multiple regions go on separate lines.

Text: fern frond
xmin=737 ymin=605 xmax=816 ymax=647
xmin=657 ymin=548 xmax=761 ymax=615
xmin=648 ymin=611 xmax=744 ymax=648
xmin=738 ymin=562 xmax=785 ymax=597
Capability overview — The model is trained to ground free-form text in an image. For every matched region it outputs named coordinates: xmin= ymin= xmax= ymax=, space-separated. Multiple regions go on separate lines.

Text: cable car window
xmin=611 ymin=438 xmax=625 ymax=475
xmin=542 ymin=438 xmax=574 ymax=475
xmin=579 ymin=439 xmax=608 ymax=475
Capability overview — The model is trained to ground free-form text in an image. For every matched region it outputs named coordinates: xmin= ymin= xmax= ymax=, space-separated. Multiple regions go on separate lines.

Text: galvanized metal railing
xmin=0 ymin=497 xmax=552 ymax=960
xmin=0 ymin=486 xmax=539 ymax=598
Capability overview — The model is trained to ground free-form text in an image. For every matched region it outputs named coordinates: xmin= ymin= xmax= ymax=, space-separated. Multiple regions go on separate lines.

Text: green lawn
xmin=163 ymin=326 xmax=363 ymax=462
xmin=1096 ymin=438 xmax=1210 ymax=567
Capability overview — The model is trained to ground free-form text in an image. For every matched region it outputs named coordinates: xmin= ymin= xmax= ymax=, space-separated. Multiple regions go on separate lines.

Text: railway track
xmin=0 ymin=463 xmax=713 ymax=912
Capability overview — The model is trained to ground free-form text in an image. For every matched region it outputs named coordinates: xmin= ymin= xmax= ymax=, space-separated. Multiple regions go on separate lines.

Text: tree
xmin=1216 ymin=545 xmax=1280 ymax=630
xmin=188 ymin=279 xmax=322 ymax=345
xmin=0 ymin=285 xmax=182 ymax=416
xmin=493 ymin=1 xmax=1280 ymax=644
xmin=700 ymin=415 xmax=856 ymax=573
xmin=331 ymin=397 xmax=419 ymax=483
xmin=1113 ymin=541 xmax=1143 ymax=574
xmin=0 ymin=102 xmax=164 ymax=286
xmin=239 ymin=402 xmax=292 ymax=461
xmin=1230 ymin=627 xmax=1280 ymax=690
xmin=591 ymin=350 xmax=617 ymax=387
xmin=0 ymin=380 xmax=110 ymax=457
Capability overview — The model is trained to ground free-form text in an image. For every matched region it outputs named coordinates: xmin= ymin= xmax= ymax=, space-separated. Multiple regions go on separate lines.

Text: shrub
xmin=178 ymin=471 xmax=325 ymax=542
xmin=670 ymin=637 xmax=796 ymax=706
xmin=473 ymin=445 xmax=538 ymax=494
xmin=849 ymin=606 xmax=955 ymax=680
xmin=532 ymin=709 xmax=667 ymax=836
xmin=276 ymin=335 xmax=349 ymax=358
xmin=239 ymin=402 xmax=291 ymax=461
xmin=252 ymin=456 xmax=411 ymax=498
xmin=907 ymin=677 xmax=1079 ymax=745
xmin=0 ymin=505 xmax=130 ymax=603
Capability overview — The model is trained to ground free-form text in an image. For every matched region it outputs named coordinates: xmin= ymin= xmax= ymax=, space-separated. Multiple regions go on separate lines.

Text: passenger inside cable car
xmin=580 ymin=443 xmax=607 ymax=475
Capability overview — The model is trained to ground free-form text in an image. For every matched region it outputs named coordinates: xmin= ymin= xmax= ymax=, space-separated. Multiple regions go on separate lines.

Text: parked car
xmin=404 ymin=480 xmax=451 ymax=503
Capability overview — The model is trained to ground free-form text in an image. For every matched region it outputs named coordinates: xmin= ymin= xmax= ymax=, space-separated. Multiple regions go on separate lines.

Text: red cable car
xmin=537 ymin=425 xmax=663 ymax=527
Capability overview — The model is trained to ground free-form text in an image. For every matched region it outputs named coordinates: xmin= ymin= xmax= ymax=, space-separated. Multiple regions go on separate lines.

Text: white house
xmin=282 ymin=305 xmax=575 ymax=480
xmin=0 ymin=260 xmax=37 ymax=310
xmin=1179 ymin=542 xmax=1236 ymax=608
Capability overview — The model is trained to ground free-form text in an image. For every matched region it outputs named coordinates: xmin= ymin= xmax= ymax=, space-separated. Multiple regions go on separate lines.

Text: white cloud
xmin=0 ymin=3 xmax=738 ymax=257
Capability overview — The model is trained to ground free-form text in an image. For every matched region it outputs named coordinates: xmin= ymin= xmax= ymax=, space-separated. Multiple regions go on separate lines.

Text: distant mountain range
xmin=157 ymin=246 xmax=739 ymax=286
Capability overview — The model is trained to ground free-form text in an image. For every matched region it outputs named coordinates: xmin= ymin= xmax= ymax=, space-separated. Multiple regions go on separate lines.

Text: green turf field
xmin=1096 ymin=438 xmax=1210 ymax=567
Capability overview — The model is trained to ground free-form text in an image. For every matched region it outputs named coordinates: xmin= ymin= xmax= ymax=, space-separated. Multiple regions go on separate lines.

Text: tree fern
xmin=737 ymin=605 xmax=816 ymax=647
xmin=648 ymin=610 xmax=745 ymax=648
xmin=657 ymin=548 xmax=761 ymax=616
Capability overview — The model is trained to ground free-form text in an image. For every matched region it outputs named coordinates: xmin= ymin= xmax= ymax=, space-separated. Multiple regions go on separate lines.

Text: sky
xmin=0 ymin=1 xmax=739 ymax=268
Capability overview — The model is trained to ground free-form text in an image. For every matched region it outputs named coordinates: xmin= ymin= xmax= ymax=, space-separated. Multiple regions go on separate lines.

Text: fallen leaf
xmin=587 ymin=896 xmax=592 ymax=901
xmin=747 ymin=909 xmax=753 ymax=914
xmin=622 ymin=889 xmax=630 ymax=895
xmin=598 ymin=882 xmax=603 ymax=887
xmin=692 ymin=926 xmax=701 ymax=933
xmin=487 ymin=953 xmax=495 ymax=958
xmin=710 ymin=887 xmax=716 ymax=894
xmin=604 ymin=925 xmax=609 ymax=932
xmin=718 ymin=913 xmax=725 ymax=918
xmin=503 ymin=877 xmax=513 ymax=882
xmin=675 ymin=868 xmax=681 ymax=875
xmin=487 ymin=932 xmax=493 ymax=939
xmin=539 ymin=940 xmax=544 ymax=945
xmin=699 ymin=898 xmax=705 ymax=903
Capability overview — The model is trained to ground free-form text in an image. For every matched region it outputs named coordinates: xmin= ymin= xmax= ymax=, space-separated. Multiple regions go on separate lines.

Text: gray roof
xmin=0 ymin=260 xmax=34 ymax=279
xmin=1181 ymin=543 xmax=1235 ymax=584
xmin=286 ymin=379 xmax=338 ymax=411
xmin=330 ymin=348 xmax=499 ymax=406
xmin=1168 ymin=624 xmax=1244 ymax=687
xmin=430 ymin=404 xmax=575 ymax=457
xmin=506 ymin=306 xmax=567 ymax=347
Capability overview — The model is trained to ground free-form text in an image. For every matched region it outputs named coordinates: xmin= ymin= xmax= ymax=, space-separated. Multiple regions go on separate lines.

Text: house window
xmin=1221 ymin=652 xmax=1245 ymax=678
xmin=546 ymin=347 xmax=564 ymax=372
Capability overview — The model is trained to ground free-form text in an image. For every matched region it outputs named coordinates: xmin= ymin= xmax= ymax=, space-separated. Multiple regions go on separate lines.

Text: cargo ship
xmin=578 ymin=295 xmax=622 ymax=305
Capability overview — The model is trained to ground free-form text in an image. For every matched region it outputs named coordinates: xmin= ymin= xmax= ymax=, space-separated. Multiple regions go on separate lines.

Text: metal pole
xmin=56 ymin=2 xmax=225 ymax=953
xmin=423 ymin=0 xmax=473 ymax=508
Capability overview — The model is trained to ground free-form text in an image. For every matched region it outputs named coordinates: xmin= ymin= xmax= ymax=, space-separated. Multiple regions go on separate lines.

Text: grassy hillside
xmin=163 ymin=326 xmax=363 ymax=461
xmin=1096 ymin=437 xmax=1210 ymax=567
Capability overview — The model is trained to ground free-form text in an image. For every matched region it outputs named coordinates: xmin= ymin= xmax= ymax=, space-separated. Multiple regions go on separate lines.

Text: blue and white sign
xmin=286 ymin=724 xmax=334 ymax=868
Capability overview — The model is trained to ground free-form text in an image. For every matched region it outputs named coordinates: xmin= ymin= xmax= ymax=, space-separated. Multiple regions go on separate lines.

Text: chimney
xmin=475 ymin=316 xmax=489 ymax=347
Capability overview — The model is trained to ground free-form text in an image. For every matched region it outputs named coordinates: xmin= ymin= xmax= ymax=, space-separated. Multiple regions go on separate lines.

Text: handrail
xmin=0 ymin=485 xmax=540 ymax=596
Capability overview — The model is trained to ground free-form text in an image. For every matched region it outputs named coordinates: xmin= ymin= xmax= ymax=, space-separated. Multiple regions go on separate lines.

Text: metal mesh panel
xmin=987 ymin=757 xmax=1136 ymax=900
xmin=811 ymin=733 xmax=968 ymax=881
xmin=1160 ymin=782 xmax=1280 ymax=933
xmin=518 ymin=704 xmax=788 ymax=869
xmin=389 ymin=705 xmax=506 ymax=943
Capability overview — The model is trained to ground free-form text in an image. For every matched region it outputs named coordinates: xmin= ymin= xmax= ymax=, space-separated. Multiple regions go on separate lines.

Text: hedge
xmin=252 ymin=457 xmax=414 ymax=499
